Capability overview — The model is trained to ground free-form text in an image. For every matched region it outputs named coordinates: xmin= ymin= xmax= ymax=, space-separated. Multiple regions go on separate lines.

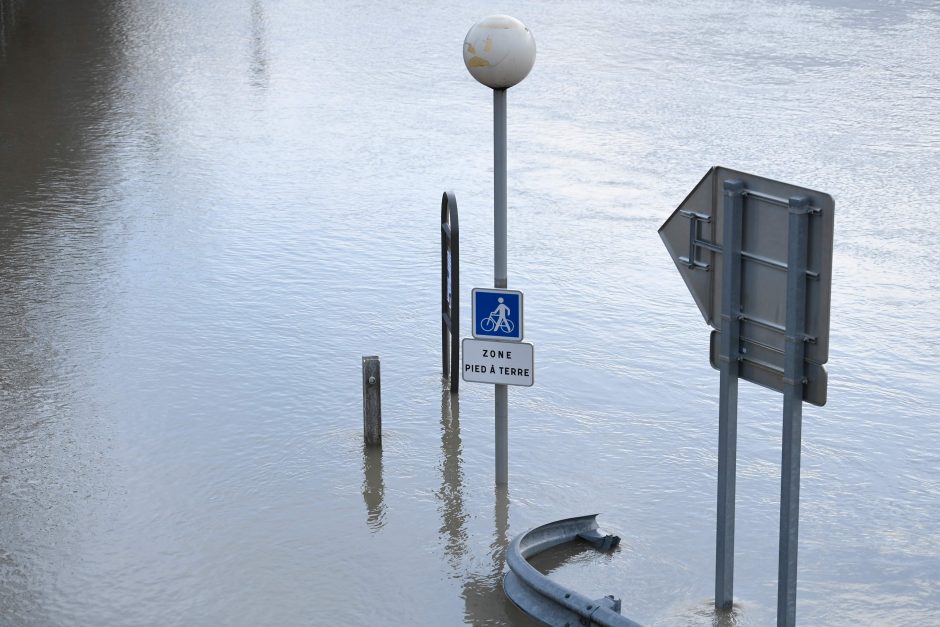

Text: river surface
xmin=1 ymin=1 xmax=939 ymax=625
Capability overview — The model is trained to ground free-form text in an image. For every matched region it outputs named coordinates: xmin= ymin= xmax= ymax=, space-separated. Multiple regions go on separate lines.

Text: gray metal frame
xmin=441 ymin=191 xmax=460 ymax=393
xmin=504 ymin=514 xmax=641 ymax=627
xmin=659 ymin=167 xmax=835 ymax=626
xmin=658 ymin=166 xmax=834 ymax=406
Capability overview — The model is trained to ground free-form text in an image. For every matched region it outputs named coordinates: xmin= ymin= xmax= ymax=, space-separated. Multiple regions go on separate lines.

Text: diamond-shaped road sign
xmin=659 ymin=166 xmax=834 ymax=406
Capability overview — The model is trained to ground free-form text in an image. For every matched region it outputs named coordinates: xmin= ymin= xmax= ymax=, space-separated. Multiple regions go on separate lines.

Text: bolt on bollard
xmin=362 ymin=356 xmax=381 ymax=446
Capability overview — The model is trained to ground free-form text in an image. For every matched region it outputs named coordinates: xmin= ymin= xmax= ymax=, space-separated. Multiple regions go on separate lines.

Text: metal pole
xmin=362 ymin=355 xmax=381 ymax=446
xmin=716 ymin=179 xmax=744 ymax=610
xmin=494 ymin=87 xmax=508 ymax=485
xmin=494 ymin=89 xmax=507 ymax=288
xmin=778 ymin=196 xmax=810 ymax=627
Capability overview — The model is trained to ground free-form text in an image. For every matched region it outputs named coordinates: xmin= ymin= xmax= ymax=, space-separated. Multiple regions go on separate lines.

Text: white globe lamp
xmin=463 ymin=15 xmax=536 ymax=90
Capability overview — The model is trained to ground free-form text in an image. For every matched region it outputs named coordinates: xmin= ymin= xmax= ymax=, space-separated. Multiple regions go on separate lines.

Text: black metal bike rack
xmin=441 ymin=191 xmax=460 ymax=393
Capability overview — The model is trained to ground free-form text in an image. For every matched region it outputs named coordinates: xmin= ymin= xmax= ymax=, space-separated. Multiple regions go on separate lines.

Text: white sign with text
xmin=461 ymin=338 xmax=534 ymax=387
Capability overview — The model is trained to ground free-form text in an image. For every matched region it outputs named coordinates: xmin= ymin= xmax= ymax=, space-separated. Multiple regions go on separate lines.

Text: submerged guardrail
xmin=503 ymin=514 xmax=642 ymax=627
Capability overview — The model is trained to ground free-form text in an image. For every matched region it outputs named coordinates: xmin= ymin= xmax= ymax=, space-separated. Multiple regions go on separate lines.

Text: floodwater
xmin=1 ymin=0 xmax=939 ymax=625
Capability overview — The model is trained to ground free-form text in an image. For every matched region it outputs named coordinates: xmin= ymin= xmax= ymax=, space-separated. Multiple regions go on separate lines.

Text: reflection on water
xmin=460 ymin=487 xmax=518 ymax=626
xmin=362 ymin=445 xmax=386 ymax=531
xmin=248 ymin=1 xmax=268 ymax=89
xmin=0 ymin=2 xmax=8 ymax=56
xmin=437 ymin=388 xmax=530 ymax=625
xmin=438 ymin=388 xmax=467 ymax=567
xmin=2 ymin=0 xmax=939 ymax=624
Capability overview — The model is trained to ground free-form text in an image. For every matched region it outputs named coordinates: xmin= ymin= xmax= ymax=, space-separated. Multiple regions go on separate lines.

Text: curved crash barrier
xmin=503 ymin=514 xmax=642 ymax=627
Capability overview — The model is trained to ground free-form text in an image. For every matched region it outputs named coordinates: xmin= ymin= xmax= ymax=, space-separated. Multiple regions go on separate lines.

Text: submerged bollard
xmin=362 ymin=355 xmax=381 ymax=446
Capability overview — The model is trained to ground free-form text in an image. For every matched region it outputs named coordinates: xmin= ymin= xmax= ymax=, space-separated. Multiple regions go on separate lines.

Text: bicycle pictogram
xmin=480 ymin=297 xmax=514 ymax=333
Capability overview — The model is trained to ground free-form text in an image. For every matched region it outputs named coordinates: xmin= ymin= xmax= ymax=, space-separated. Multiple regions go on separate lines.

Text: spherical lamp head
xmin=463 ymin=15 xmax=536 ymax=90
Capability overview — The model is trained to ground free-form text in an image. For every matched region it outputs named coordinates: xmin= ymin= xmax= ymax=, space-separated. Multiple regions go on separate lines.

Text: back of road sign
xmin=659 ymin=166 xmax=834 ymax=406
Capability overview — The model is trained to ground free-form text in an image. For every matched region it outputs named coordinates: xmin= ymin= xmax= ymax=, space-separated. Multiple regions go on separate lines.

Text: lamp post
xmin=463 ymin=15 xmax=536 ymax=485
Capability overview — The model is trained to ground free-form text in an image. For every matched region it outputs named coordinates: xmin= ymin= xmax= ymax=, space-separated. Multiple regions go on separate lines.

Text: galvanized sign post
xmin=660 ymin=166 xmax=834 ymax=627
xmin=716 ymin=179 xmax=743 ymax=609
xmin=463 ymin=15 xmax=536 ymax=486
xmin=778 ymin=194 xmax=812 ymax=627
xmin=441 ymin=191 xmax=460 ymax=393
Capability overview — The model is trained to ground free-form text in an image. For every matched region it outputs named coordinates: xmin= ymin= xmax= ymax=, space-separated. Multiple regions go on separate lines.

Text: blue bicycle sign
xmin=472 ymin=288 xmax=523 ymax=341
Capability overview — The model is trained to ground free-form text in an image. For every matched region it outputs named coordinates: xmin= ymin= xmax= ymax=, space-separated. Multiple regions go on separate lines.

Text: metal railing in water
xmin=440 ymin=191 xmax=460 ymax=393
xmin=504 ymin=514 xmax=642 ymax=626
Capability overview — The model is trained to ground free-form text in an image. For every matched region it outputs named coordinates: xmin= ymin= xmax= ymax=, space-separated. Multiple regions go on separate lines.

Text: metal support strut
xmin=716 ymin=179 xmax=744 ymax=610
xmin=777 ymin=196 xmax=810 ymax=627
